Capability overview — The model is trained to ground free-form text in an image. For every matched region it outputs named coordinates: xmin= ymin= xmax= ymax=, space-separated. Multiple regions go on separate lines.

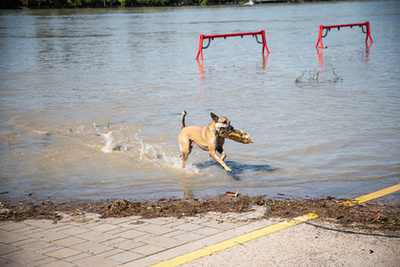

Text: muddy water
xmin=0 ymin=1 xmax=399 ymax=201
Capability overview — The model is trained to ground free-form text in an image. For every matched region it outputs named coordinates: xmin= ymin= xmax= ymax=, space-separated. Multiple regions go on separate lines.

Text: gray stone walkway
xmin=0 ymin=207 xmax=275 ymax=266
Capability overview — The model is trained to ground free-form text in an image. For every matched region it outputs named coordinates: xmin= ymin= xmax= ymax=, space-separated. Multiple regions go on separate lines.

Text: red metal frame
xmin=315 ymin=22 xmax=373 ymax=48
xmin=196 ymin=30 xmax=269 ymax=61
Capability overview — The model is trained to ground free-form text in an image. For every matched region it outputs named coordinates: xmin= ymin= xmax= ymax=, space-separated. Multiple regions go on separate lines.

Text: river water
xmin=0 ymin=1 xmax=399 ymax=201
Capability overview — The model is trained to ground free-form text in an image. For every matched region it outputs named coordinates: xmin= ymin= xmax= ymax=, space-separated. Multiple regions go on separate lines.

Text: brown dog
xmin=178 ymin=110 xmax=233 ymax=172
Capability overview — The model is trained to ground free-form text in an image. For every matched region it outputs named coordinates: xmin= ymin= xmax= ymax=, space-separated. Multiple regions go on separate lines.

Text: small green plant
xmin=250 ymin=195 xmax=264 ymax=205
xmin=263 ymin=199 xmax=275 ymax=207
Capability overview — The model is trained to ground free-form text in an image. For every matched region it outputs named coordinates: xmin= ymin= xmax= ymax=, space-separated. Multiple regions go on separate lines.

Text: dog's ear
xmin=210 ymin=112 xmax=219 ymax=122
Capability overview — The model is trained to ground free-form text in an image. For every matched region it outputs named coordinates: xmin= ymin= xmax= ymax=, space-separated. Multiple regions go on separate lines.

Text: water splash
xmin=92 ymin=123 xmax=203 ymax=174
xmin=93 ymin=123 xmax=127 ymax=153
xmin=133 ymin=135 xmax=202 ymax=174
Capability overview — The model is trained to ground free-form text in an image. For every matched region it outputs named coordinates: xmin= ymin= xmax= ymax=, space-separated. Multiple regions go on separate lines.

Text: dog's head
xmin=211 ymin=112 xmax=234 ymax=133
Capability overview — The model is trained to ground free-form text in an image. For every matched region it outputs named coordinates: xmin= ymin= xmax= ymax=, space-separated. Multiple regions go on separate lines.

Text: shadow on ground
xmin=194 ymin=160 xmax=277 ymax=180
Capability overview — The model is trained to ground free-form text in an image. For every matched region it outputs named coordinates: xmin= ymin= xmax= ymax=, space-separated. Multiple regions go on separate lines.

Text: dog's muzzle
xmin=219 ymin=125 xmax=234 ymax=134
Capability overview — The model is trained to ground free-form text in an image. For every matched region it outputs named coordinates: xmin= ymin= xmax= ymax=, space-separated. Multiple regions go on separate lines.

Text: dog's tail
xmin=181 ymin=110 xmax=187 ymax=129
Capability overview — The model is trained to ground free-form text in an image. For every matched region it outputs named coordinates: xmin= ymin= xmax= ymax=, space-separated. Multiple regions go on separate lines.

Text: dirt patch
xmin=1 ymin=195 xmax=399 ymax=231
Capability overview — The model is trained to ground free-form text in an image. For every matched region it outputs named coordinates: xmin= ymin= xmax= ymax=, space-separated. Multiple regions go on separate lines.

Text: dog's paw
xmin=225 ymin=167 xmax=232 ymax=173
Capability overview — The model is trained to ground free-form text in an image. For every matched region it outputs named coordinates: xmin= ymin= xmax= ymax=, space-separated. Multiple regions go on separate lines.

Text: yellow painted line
xmin=342 ymin=183 xmax=400 ymax=206
xmin=151 ymin=213 xmax=319 ymax=267
xmin=153 ymin=183 xmax=400 ymax=267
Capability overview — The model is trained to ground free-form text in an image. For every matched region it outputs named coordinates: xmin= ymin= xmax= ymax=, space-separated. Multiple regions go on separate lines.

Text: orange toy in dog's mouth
xmin=219 ymin=129 xmax=253 ymax=144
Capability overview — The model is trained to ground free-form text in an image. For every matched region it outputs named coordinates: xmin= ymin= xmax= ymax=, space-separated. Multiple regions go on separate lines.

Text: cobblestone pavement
xmin=0 ymin=208 xmax=277 ymax=266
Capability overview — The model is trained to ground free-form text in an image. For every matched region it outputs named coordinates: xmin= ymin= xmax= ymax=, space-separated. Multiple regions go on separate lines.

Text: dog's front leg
xmin=220 ymin=151 xmax=227 ymax=161
xmin=209 ymin=150 xmax=232 ymax=172
xmin=217 ymin=147 xmax=227 ymax=162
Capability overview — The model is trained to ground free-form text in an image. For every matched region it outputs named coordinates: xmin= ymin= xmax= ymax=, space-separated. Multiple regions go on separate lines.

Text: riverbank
xmin=1 ymin=195 xmax=399 ymax=232
xmin=0 ymin=0 xmax=351 ymax=10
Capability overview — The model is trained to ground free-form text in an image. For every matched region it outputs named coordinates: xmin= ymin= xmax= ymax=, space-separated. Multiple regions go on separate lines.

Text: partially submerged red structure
xmin=315 ymin=22 xmax=373 ymax=48
xmin=196 ymin=30 xmax=269 ymax=61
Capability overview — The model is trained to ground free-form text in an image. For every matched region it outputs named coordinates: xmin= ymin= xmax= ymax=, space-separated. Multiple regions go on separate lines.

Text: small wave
xmin=136 ymin=138 xmax=202 ymax=174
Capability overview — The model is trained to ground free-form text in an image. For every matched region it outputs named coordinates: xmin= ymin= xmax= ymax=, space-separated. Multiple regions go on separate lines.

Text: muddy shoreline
xmin=1 ymin=194 xmax=399 ymax=232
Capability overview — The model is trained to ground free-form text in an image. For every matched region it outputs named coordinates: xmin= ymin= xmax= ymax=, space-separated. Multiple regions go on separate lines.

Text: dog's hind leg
xmin=179 ymin=139 xmax=193 ymax=169
xmin=181 ymin=150 xmax=188 ymax=168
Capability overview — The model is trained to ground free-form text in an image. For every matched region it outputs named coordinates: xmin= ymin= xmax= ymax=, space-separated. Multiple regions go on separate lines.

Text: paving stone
xmin=119 ymin=255 xmax=162 ymax=267
xmin=111 ymin=239 xmax=146 ymax=250
xmin=118 ymin=220 xmax=148 ymax=229
xmin=162 ymin=220 xmax=187 ymax=228
xmin=30 ymin=257 xmax=57 ymax=267
xmin=71 ymin=240 xmax=114 ymax=255
xmin=172 ymin=222 xmax=204 ymax=232
xmin=173 ymin=232 xmax=205 ymax=242
xmin=77 ymin=221 xmax=103 ymax=229
xmin=0 ymin=243 xmax=21 ymax=256
xmin=19 ymin=240 xmax=53 ymax=252
xmin=9 ymin=237 xmax=37 ymax=247
xmin=25 ymin=220 xmax=61 ymax=229
xmin=40 ymin=260 xmax=76 ymax=267
xmin=46 ymin=248 xmax=81 ymax=259
xmin=63 ymin=252 xmax=91 ymax=262
xmin=109 ymin=217 xmax=138 ymax=225
xmin=0 ymin=257 xmax=12 ymax=266
xmin=78 ymin=230 xmax=115 ymax=242
xmin=135 ymin=224 xmax=177 ymax=235
xmin=89 ymin=223 xmax=120 ymax=232
xmin=0 ymin=222 xmax=29 ymax=231
xmin=131 ymin=244 xmax=166 ymax=256
xmin=195 ymin=229 xmax=242 ymax=246
xmin=191 ymin=226 xmax=222 ymax=236
xmin=233 ymin=220 xmax=275 ymax=233
xmin=200 ymin=220 xmax=240 ymax=230
xmin=133 ymin=233 xmax=156 ymax=243
xmin=102 ymin=237 xmax=127 ymax=246
xmin=52 ymin=236 xmax=86 ymax=247
xmin=116 ymin=229 xmax=148 ymax=239
xmin=108 ymin=251 xmax=143 ymax=263
xmin=100 ymin=217 xmax=137 ymax=225
xmin=57 ymin=226 xmax=89 ymax=236
xmin=11 ymin=225 xmax=41 ymax=234
xmin=141 ymin=235 xmax=186 ymax=249
xmin=153 ymin=242 xmax=205 ymax=261
xmin=35 ymin=245 xmax=63 ymax=255
xmin=162 ymin=229 xmax=187 ymax=238
xmin=28 ymin=230 xmax=68 ymax=242
xmin=2 ymin=250 xmax=47 ymax=264
xmin=50 ymin=224 xmax=75 ymax=233
xmin=140 ymin=217 xmax=177 ymax=226
xmin=96 ymin=248 xmax=125 ymax=258
xmin=183 ymin=216 xmax=211 ymax=224
xmin=104 ymin=227 xmax=128 ymax=236
xmin=0 ymin=230 xmax=30 ymax=244
xmin=73 ymin=255 xmax=120 ymax=267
